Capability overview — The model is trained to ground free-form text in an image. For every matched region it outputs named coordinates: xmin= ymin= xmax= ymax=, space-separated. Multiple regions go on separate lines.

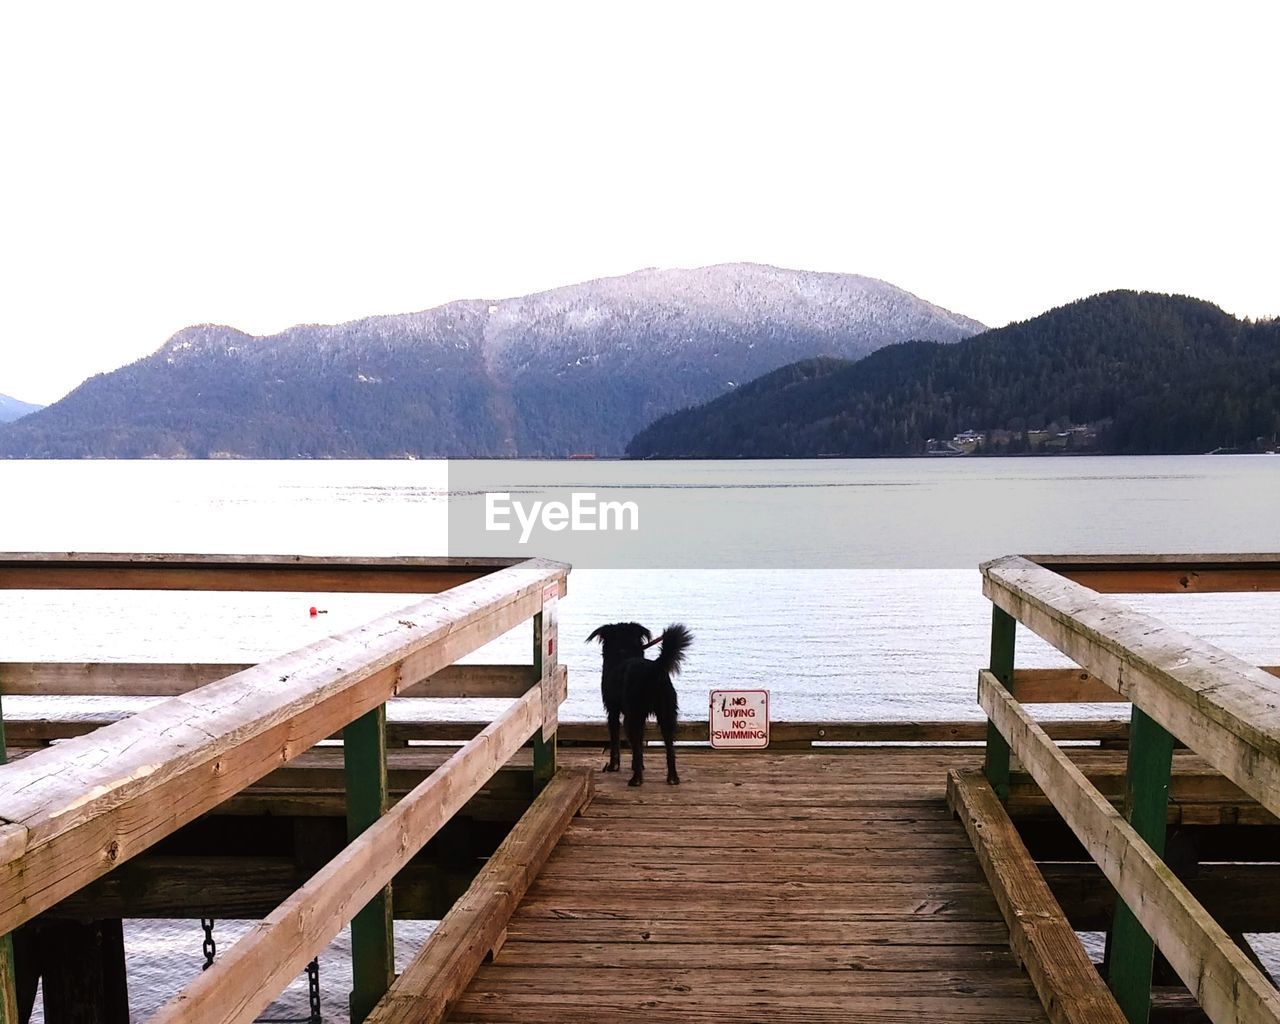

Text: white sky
xmin=3 ymin=1 xmax=1277 ymax=404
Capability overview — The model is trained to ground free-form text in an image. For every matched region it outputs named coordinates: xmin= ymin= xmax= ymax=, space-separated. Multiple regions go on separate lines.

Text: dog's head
xmin=586 ymin=622 xmax=651 ymax=661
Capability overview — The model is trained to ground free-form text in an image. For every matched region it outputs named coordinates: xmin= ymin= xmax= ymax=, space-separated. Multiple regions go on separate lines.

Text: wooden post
xmin=37 ymin=919 xmax=129 ymax=1024
xmin=983 ymin=605 xmax=1016 ymax=799
xmin=0 ymin=936 xmax=13 ymax=1024
xmin=531 ymin=597 xmax=558 ymax=789
xmin=344 ymin=705 xmax=394 ymax=1024
xmin=1108 ymin=707 xmax=1175 ymax=1024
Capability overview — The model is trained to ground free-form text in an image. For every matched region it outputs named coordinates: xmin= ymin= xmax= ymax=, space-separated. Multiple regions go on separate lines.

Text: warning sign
xmin=709 ymin=689 xmax=769 ymax=749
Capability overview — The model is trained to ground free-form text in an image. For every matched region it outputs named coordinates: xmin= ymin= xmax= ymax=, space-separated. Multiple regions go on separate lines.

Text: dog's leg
xmin=657 ymin=707 xmax=680 ymax=785
xmin=625 ymin=716 xmax=646 ymax=787
xmin=604 ymin=710 xmax=621 ymax=772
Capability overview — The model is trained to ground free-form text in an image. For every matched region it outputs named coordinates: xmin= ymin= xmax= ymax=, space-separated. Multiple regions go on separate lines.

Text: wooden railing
xmin=0 ymin=553 xmax=570 ymax=1024
xmin=979 ymin=553 xmax=1280 ymax=1024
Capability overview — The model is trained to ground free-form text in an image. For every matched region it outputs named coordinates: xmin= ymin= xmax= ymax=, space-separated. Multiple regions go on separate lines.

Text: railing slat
xmin=1011 ymin=668 xmax=1131 ymax=704
xmin=0 ymin=662 xmax=542 ymax=698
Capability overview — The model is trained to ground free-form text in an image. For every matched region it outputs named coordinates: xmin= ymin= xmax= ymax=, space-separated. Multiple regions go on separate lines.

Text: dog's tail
xmin=654 ymin=623 xmax=693 ymax=676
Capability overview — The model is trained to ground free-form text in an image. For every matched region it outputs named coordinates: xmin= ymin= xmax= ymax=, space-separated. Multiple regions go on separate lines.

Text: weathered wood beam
xmin=1014 ymin=666 xmax=1278 ymax=705
xmin=365 ymin=767 xmax=593 ymax=1024
xmin=1013 ymin=668 xmax=1129 ymax=704
xmin=1044 ymin=862 xmax=1280 ymax=933
xmin=980 ymin=669 xmax=1280 ymax=1024
xmin=1027 ymin=554 xmax=1280 ymax=594
xmin=0 ymin=662 xmax=540 ymax=699
xmin=46 ymin=856 xmax=479 ymax=921
xmin=983 ymin=554 xmax=1280 ymax=820
xmin=4 ymin=717 xmax=1134 ymax=749
xmin=1009 ymin=768 xmax=1252 ymax=809
xmin=947 ymin=768 xmax=1125 ymax=1024
xmin=0 ymin=558 xmax=568 ymax=934
xmin=28 ymin=662 xmax=1271 ymax=706
xmin=148 ymin=682 xmax=548 ymax=1024
xmin=0 ymin=553 xmax=526 ymax=594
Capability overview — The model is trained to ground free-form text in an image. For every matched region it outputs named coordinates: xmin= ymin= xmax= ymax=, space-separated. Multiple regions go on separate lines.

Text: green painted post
xmin=344 ymin=704 xmax=394 ymax=1024
xmin=0 ymin=933 xmax=14 ymax=1024
xmin=983 ymin=605 xmax=1016 ymax=799
xmin=1 ymin=693 xmax=18 ymax=1024
xmin=531 ymin=610 xmax=556 ymax=788
xmin=1109 ymin=707 xmax=1175 ymax=1024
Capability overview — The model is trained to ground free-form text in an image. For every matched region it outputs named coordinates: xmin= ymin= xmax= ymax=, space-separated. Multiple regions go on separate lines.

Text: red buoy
xmin=309 ymin=606 xmax=318 ymax=617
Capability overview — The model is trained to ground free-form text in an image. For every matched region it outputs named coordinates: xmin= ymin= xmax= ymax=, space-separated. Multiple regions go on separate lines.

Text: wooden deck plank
xmin=536 ymin=861 xmax=985 ymax=882
xmin=555 ymin=828 xmax=979 ymax=849
xmin=467 ymin=965 xmax=1040 ymax=995
xmin=490 ymin=941 xmax=1020 ymax=969
xmin=447 ymin=992 xmax=1050 ymax=1023
xmin=440 ymin=750 xmax=1051 ymax=1023
xmin=577 ymin=803 xmax=960 ymax=821
xmin=503 ymin=918 xmax=1016 ymax=945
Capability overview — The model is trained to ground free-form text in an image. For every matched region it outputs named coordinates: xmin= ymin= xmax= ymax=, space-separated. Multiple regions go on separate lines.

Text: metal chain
xmin=306 ymin=958 xmax=322 ymax=1024
xmin=199 ymin=920 xmax=322 ymax=1022
xmin=200 ymin=918 xmax=216 ymax=971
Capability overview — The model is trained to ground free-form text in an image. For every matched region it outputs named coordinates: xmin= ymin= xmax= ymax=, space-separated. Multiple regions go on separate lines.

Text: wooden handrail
xmin=978 ymin=553 xmax=1280 ymax=1024
xmin=980 ymin=670 xmax=1280 ymax=1024
xmin=147 ymin=672 xmax=565 ymax=1024
xmin=0 ymin=557 xmax=568 ymax=933
xmin=982 ymin=554 xmax=1280 ymax=819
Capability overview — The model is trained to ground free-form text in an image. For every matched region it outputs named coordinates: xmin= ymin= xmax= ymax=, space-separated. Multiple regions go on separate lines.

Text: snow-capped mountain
xmin=0 ymin=264 xmax=983 ymax=458
xmin=0 ymin=392 xmax=43 ymax=424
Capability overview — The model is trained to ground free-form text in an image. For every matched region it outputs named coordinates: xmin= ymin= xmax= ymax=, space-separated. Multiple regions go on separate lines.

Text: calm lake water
xmin=3 ymin=455 xmax=1279 ymax=1020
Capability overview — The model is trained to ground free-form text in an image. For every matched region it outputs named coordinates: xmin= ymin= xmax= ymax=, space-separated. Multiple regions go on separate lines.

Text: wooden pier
xmin=429 ymin=748 xmax=1050 ymax=1024
xmin=1 ymin=552 xmax=1279 ymax=1024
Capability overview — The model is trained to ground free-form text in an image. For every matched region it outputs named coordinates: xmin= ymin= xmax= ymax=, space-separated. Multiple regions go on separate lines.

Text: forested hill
xmin=626 ymin=291 xmax=1280 ymax=458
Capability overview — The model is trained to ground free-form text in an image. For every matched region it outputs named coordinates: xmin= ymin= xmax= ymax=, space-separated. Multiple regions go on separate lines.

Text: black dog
xmin=586 ymin=622 xmax=692 ymax=786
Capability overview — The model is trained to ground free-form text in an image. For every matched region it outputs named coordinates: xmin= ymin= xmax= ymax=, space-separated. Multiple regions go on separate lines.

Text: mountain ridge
xmin=0 ymin=392 xmax=44 ymax=424
xmin=0 ymin=263 xmax=983 ymax=458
